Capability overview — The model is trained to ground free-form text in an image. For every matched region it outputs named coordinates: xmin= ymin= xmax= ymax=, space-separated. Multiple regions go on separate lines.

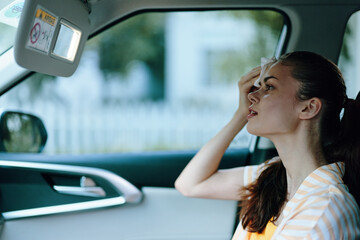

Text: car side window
xmin=339 ymin=11 xmax=360 ymax=98
xmin=0 ymin=10 xmax=284 ymax=154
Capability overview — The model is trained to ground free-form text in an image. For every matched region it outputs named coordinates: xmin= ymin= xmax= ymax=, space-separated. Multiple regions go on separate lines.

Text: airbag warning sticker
xmin=27 ymin=7 xmax=57 ymax=54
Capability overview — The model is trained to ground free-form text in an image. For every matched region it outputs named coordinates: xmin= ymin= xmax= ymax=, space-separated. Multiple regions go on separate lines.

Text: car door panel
xmin=0 ymin=149 xmax=248 ymax=240
xmin=1 ymin=187 xmax=237 ymax=240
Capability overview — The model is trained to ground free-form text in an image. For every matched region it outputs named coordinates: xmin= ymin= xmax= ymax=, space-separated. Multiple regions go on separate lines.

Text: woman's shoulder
xmin=292 ymin=178 xmax=358 ymax=211
xmin=322 ymin=183 xmax=359 ymax=217
xmin=278 ymin=185 xmax=360 ymax=239
xmin=298 ymin=162 xmax=356 ymax=209
xmin=287 ymin=183 xmax=360 ymax=227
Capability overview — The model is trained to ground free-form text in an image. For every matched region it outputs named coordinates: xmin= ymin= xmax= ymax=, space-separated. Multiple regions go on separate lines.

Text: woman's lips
xmin=247 ymin=107 xmax=258 ymax=120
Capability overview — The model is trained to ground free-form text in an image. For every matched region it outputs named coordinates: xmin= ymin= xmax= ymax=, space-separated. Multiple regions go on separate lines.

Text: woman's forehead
xmin=267 ymin=62 xmax=293 ymax=78
xmin=254 ymin=62 xmax=296 ymax=86
xmin=254 ymin=61 xmax=278 ymax=86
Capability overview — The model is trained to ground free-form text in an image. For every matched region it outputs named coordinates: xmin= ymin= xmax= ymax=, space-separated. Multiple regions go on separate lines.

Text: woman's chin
xmin=246 ymin=124 xmax=266 ymax=137
xmin=246 ymin=123 xmax=258 ymax=135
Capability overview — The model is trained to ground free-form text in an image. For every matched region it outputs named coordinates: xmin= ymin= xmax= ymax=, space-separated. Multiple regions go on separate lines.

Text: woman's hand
xmin=236 ymin=66 xmax=261 ymax=118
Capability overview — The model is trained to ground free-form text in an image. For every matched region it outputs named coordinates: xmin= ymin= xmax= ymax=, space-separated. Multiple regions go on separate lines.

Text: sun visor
xmin=14 ymin=0 xmax=91 ymax=77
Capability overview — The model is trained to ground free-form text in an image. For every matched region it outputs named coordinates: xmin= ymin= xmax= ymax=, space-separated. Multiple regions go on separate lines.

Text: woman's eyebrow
xmin=258 ymin=76 xmax=278 ymax=86
xmin=264 ymin=76 xmax=278 ymax=83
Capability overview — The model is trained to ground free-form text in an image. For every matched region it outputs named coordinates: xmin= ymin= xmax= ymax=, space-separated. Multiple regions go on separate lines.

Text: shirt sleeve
xmin=243 ymin=157 xmax=280 ymax=186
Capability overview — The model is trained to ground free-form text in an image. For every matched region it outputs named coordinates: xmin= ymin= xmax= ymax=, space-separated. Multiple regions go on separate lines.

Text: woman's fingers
xmin=239 ymin=66 xmax=261 ymax=94
xmin=240 ymin=66 xmax=261 ymax=84
xmin=237 ymin=66 xmax=261 ymax=116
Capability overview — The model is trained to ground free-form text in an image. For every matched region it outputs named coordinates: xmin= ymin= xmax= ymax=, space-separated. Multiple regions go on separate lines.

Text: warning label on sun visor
xmin=27 ymin=7 xmax=58 ymax=54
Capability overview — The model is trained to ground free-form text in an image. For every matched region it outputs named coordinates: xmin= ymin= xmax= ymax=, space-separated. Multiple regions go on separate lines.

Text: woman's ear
xmin=299 ymin=98 xmax=322 ymax=120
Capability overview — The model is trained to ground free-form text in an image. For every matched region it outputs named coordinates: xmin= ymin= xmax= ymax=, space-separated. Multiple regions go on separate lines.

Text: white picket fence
xmin=4 ymin=101 xmax=251 ymax=154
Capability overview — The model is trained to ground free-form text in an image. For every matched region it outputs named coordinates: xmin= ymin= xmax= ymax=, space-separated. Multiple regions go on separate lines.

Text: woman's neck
xmin=270 ymin=130 xmax=326 ymax=200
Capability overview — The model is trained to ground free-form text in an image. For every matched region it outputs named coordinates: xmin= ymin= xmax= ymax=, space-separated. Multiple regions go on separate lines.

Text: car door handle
xmin=53 ymin=185 xmax=106 ymax=198
xmin=0 ymin=160 xmax=142 ymax=203
xmin=53 ymin=176 xmax=106 ymax=198
xmin=0 ymin=160 xmax=143 ymax=220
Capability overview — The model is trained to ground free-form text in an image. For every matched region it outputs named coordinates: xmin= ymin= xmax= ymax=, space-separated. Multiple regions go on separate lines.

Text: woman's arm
xmin=175 ymin=112 xmax=247 ymax=200
xmin=174 ymin=66 xmax=261 ymax=201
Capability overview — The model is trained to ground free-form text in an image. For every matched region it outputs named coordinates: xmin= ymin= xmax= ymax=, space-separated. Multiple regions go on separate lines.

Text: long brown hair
xmin=239 ymin=51 xmax=360 ymax=233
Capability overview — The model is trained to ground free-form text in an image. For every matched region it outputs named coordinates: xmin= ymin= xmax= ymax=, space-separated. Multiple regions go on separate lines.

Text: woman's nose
xmin=248 ymin=89 xmax=260 ymax=103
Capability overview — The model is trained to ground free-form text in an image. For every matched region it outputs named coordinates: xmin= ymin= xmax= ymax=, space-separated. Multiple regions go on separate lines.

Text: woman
xmin=175 ymin=51 xmax=360 ymax=239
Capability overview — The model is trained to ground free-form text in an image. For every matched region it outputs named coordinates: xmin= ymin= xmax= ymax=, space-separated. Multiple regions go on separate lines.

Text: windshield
xmin=0 ymin=0 xmax=23 ymax=55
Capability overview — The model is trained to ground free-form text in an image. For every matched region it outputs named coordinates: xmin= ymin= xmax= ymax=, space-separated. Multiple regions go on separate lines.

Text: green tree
xmin=96 ymin=13 xmax=165 ymax=100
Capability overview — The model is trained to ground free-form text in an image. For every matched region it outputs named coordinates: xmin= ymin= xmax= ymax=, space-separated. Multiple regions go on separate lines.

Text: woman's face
xmin=246 ymin=62 xmax=303 ymax=138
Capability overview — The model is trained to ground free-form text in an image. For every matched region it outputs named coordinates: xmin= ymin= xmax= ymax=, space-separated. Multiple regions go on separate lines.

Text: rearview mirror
xmin=0 ymin=110 xmax=47 ymax=153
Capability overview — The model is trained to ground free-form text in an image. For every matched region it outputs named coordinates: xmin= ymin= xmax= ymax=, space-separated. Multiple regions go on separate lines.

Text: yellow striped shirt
xmin=232 ymin=160 xmax=360 ymax=240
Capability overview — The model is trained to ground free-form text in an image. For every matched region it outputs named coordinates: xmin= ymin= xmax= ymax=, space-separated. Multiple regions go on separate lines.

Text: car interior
xmin=0 ymin=0 xmax=359 ymax=239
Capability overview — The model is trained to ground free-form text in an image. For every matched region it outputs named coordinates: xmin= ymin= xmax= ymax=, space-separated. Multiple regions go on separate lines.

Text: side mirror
xmin=0 ymin=111 xmax=47 ymax=153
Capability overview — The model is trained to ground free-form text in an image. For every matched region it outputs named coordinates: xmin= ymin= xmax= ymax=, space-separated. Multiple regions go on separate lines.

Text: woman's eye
xmin=265 ymin=84 xmax=274 ymax=91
